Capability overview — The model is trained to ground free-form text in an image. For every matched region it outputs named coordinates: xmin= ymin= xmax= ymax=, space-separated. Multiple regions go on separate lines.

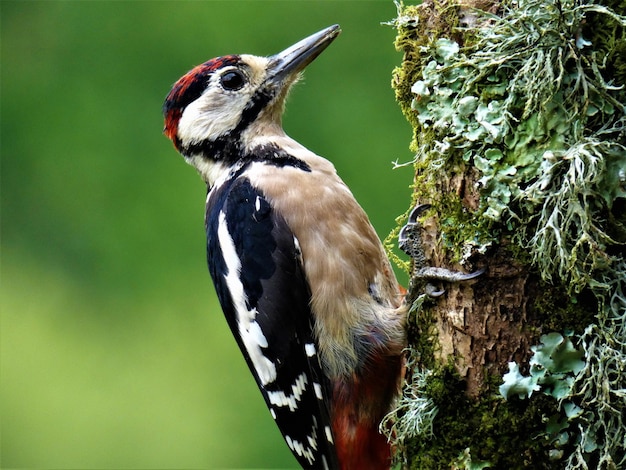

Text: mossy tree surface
xmin=385 ymin=0 xmax=626 ymax=468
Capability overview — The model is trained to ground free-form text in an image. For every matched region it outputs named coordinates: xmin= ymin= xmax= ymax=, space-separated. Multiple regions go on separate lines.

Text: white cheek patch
xmin=217 ymin=211 xmax=277 ymax=386
xmin=178 ymin=90 xmax=247 ymax=143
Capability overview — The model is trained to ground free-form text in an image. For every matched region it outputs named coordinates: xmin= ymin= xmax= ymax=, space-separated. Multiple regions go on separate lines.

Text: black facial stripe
xmin=178 ymin=82 xmax=277 ymax=161
xmin=234 ymin=86 xmax=276 ymax=134
xmin=163 ymin=74 xmax=208 ymax=116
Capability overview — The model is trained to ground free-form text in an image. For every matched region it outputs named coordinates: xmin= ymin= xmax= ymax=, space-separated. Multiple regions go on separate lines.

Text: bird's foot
xmin=399 ymin=204 xmax=484 ymax=298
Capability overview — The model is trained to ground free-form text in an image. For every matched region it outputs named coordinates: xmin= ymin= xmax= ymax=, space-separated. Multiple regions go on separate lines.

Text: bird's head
xmin=163 ymin=25 xmax=340 ymax=175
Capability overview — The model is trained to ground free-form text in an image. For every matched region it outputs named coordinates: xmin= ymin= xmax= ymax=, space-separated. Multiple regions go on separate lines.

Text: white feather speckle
xmin=284 ymin=434 xmax=315 ymax=464
xmin=325 ymin=426 xmax=334 ymax=444
xmin=313 ymin=382 xmax=323 ymax=400
xmin=268 ymin=373 xmax=308 ymax=411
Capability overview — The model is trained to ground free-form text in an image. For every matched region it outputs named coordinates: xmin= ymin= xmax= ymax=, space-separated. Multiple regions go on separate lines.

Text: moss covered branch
xmin=384 ymin=0 xmax=626 ymax=468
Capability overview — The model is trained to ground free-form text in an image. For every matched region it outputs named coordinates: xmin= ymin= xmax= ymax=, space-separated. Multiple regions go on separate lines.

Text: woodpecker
xmin=163 ymin=25 xmax=406 ymax=469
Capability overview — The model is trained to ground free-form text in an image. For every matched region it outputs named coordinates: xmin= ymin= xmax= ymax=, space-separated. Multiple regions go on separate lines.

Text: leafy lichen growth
xmin=453 ymin=448 xmax=492 ymax=470
xmin=383 ymin=295 xmax=562 ymax=469
xmin=498 ymin=332 xmax=610 ymax=465
xmin=389 ymin=0 xmax=626 ymax=468
xmin=380 ymin=346 xmax=438 ymax=445
xmin=500 ymin=332 xmax=585 ymax=401
xmin=393 ymin=362 xmax=562 ymax=469
xmin=393 ymin=0 xmax=626 ymax=267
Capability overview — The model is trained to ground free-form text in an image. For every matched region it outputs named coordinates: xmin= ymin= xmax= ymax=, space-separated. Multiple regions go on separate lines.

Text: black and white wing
xmin=205 ymin=174 xmax=338 ymax=469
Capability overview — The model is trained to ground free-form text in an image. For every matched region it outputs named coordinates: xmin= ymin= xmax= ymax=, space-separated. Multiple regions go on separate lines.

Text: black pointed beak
xmin=267 ymin=25 xmax=341 ymax=83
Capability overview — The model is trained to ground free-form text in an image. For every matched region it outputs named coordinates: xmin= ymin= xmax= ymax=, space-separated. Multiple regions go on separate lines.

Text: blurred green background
xmin=1 ymin=1 xmax=413 ymax=468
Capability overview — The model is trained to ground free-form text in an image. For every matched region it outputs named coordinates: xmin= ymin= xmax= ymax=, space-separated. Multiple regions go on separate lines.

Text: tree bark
xmin=386 ymin=0 xmax=626 ymax=468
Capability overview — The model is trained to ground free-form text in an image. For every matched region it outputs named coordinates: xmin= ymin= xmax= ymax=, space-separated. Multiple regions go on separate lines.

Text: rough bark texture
xmin=387 ymin=0 xmax=626 ymax=468
xmin=420 ymin=216 xmax=534 ymax=399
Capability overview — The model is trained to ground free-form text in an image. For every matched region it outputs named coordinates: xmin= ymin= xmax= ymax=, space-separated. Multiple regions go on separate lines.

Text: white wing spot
xmin=217 ymin=212 xmax=276 ymax=386
xmin=325 ymin=426 xmax=334 ymax=444
xmin=268 ymin=373 xmax=308 ymax=411
xmin=305 ymin=343 xmax=316 ymax=357
xmin=293 ymin=235 xmax=303 ymax=260
xmin=313 ymin=382 xmax=323 ymax=400
xmin=284 ymin=434 xmax=315 ymax=465
xmin=255 ymin=195 xmax=262 ymax=212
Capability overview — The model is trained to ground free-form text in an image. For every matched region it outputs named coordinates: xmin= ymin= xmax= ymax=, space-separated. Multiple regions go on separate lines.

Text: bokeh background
xmin=1 ymin=1 xmax=414 ymax=468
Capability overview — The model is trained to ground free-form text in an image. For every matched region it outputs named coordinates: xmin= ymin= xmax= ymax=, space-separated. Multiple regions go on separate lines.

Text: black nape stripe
xmin=182 ymin=135 xmax=240 ymax=162
xmin=183 ymin=139 xmax=311 ymax=173
xmin=251 ymin=143 xmax=312 ymax=172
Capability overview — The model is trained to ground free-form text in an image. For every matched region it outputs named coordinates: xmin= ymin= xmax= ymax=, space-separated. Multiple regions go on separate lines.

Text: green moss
xmin=391 ymin=0 xmax=626 ymax=468
xmin=404 ymin=295 xmax=439 ymax=370
xmin=404 ymin=365 xmax=561 ymax=469
xmin=584 ymin=0 xmax=626 ymax=89
xmin=391 ymin=1 xmax=462 ymax=150
xmin=530 ymin=283 xmax=598 ymax=334
xmin=437 ymin=190 xmax=497 ymax=262
xmin=393 ymin=0 xmax=626 ymax=281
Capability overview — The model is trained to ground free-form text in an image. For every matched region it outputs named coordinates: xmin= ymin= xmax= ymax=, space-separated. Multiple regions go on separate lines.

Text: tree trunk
xmin=384 ymin=0 xmax=626 ymax=468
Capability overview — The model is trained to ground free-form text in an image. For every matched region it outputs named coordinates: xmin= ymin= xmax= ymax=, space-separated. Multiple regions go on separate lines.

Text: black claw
xmin=398 ymin=225 xmax=411 ymax=246
xmin=399 ymin=204 xmax=431 ymax=257
xmin=399 ymin=203 xmax=484 ymax=300
xmin=459 ymin=268 xmax=485 ymax=280
xmin=420 ymin=268 xmax=483 ymax=298
xmin=407 ymin=203 xmax=431 ymax=224
xmin=425 ymin=284 xmax=445 ymax=297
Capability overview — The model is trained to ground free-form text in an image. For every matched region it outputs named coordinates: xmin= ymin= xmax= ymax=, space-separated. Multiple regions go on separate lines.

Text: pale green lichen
xmin=499 ymin=333 xmax=600 ymax=468
xmin=453 ymin=448 xmax=492 ymax=470
xmin=500 ymin=332 xmax=585 ymax=401
xmin=390 ymin=0 xmax=626 ymax=468
xmin=398 ymin=0 xmax=626 ymax=271
xmin=380 ymin=293 xmax=440 ymax=467
xmin=500 ymin=333 xmax=592 ymax=462
xmin=380 ymin=360 xmax=438 ymax=443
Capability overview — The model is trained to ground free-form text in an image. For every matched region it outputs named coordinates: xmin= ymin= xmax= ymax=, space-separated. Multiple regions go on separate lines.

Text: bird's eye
xmin=220 ymin=70 xmax=246 ymax=91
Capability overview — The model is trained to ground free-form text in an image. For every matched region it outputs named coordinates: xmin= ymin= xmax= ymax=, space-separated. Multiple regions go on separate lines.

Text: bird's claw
xmin=399 ymin=204 xmax=431 ymax=260
xmin=399 ymin=204 xmax=484 ymax=298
